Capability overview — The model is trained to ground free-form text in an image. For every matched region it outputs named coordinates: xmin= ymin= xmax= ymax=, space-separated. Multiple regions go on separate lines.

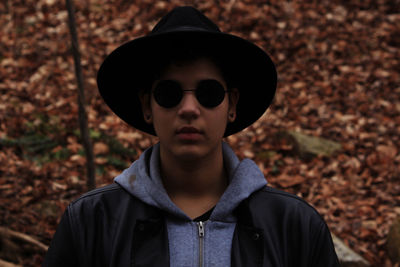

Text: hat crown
xmin=98 ymin=6 xmax=277 ymax=136
xmin=150 ymin=6 xmax=221 ymax=35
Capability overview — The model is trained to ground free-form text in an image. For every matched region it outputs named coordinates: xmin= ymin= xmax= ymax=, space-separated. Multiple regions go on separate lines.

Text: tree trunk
xmin=65 ymin=0 xmax=96 ymax=190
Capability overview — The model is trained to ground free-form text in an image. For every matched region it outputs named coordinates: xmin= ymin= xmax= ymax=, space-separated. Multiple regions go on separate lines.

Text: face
xmin=140 ymin=58 xmax=239 ymax=162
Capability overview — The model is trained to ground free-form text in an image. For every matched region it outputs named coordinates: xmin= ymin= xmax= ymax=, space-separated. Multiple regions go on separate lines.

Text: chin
xmin=159 ymin=138 xmax=222 ymax=162
xmin=174 ymin=146 xmax=207 ymax=160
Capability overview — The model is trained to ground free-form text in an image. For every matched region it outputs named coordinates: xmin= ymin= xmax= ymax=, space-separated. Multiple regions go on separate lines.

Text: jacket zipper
xmin=197 ymin=221 xmax=205 ymax=267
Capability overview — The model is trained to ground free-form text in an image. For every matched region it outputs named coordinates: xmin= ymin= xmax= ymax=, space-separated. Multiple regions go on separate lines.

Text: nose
xmin=177 ymin=91 xmax=200 ymax=120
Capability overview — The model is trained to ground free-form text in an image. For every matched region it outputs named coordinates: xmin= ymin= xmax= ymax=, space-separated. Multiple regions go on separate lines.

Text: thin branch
xmin=65 ymin=0 xmax=96 ymax=190
xmin=0 ymin=227 xmax=48 ymax=252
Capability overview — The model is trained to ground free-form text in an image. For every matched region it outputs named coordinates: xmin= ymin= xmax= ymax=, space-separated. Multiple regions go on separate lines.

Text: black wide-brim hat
xmin=97 ymin=6 xmax=277 ymax=136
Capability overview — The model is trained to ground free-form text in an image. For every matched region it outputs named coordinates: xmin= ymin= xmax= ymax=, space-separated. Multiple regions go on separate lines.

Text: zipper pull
xmin=198 ymin=221 xmax=205 ymax=237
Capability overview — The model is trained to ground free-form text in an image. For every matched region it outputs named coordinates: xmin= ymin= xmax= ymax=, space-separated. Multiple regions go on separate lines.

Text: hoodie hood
xmin=115 ymin=142 xmax=267 ymax=221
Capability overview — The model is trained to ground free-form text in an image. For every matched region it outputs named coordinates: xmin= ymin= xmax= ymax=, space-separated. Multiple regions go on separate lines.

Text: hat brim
xmin=97 ymin=30 xmax=277 ymax=136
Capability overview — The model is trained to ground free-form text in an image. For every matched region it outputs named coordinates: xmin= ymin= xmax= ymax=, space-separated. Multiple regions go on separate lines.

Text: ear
xmin=228 ymin=88 xmax=239 ymax=123
xmin=139 ymin=91 xmax=153 ymax=124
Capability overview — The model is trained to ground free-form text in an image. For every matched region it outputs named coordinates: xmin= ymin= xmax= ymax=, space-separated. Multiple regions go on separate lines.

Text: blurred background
xmin=0 ymin=0 xmax=399 ymax=266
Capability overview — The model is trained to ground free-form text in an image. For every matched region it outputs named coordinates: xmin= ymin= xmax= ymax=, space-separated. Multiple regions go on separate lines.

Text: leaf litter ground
xmin=0 ymin=0 xmax=399 ymax=266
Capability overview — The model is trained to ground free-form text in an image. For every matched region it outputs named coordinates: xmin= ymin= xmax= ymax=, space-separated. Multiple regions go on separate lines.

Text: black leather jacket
xmin=43 ymin=183 xmax=339 ymax=267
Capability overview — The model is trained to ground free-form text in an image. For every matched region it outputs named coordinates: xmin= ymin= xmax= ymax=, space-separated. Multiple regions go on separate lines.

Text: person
xmin=43 ymin=6 xmax=339 ymax=267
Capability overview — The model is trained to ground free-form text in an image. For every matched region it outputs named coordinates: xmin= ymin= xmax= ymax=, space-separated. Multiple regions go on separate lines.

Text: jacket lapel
xmin=231 ymin=198 xmax=264 ymax=267
xmin=131 ymin=203 xmax=170 ymax=266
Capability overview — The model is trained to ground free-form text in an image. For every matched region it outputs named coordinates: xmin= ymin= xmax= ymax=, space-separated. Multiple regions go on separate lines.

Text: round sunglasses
xmin=152 ymin=79 xmax=229 ymax=108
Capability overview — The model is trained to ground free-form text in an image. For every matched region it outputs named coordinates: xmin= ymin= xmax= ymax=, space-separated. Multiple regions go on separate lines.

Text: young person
xmin=43 ymin=6 xmax=339 ymax=266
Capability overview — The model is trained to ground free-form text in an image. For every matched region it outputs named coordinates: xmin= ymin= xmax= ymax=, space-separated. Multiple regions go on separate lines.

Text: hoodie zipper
xmin=197 ymin=221 xmax=205 ymax=267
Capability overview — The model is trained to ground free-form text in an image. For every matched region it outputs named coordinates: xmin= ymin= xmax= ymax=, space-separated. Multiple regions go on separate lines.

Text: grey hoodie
xmin=115 ymin=142 xmax=267 ymax=266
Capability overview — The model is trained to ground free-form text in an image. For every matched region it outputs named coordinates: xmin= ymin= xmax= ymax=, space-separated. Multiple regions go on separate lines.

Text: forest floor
xmin=0 ymin=0 xmax=399 ymax=266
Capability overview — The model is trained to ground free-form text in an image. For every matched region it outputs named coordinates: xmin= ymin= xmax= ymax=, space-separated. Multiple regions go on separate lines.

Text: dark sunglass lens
xmin=196 ymin=80 xmax=226 ymax=108
xmin=153 ymin=80 xmax=182 ymax=108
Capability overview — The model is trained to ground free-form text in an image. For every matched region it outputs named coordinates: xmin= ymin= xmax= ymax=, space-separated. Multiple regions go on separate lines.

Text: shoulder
xmin=247 ymin=186 xmax=327 ymax=227
xmin=71 ymin=183 xmax=129 ymax=208
xmin=72 ymin=183 xmax=125 ymax=202
xmin=66 ymin=183 xmax=140 ymax=222
xmin=251 ymin=186 xmax=318 ymax=210
xmin=239 ymin=186 xmax=339 ymax=265
xmin=66 ymin=183 xmax=159 ymax=224
xmin=251 ymin=185 xmax=311 ymax=207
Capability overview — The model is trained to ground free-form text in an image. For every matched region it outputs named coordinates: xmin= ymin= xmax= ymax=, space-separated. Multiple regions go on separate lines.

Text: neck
xmin=160 ymin=144 xmax=227 ymax=196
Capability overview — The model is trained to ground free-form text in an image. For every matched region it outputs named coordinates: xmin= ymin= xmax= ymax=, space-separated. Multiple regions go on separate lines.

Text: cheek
xmin=151 ymin=109 xmax=169 ymax=134
xmin=150 ymin=101 xmax=178 ymax=139
xmin=208 ymin=106 xmax=230 ymax=136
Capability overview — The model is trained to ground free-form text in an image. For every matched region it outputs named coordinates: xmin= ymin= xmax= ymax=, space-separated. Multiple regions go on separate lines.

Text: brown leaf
xmin=376 ymin=145 xmax=397 ymax=160
xmin=276 ymin=174 xmax=305 ymax=188
xmin=93 ymin=142 xmax=109 ymax=155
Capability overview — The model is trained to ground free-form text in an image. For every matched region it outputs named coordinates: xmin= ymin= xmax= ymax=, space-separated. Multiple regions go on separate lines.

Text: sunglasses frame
xmin=152 ymin=79 xmax=230 ymax=108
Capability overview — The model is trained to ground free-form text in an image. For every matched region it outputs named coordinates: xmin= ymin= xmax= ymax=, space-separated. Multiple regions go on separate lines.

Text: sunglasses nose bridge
xmin=179 ymin=89 xmax=200 ymax=106
xmin=177 ymin=90 xmax=201 ymax=115
xmin=182 ymin=89 xmax=196 ymax=94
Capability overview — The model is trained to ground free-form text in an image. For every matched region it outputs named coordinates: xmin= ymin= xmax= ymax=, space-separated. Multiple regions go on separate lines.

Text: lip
xmin=176 ymin=126 xmax=202 ymax=134
xmin=176 ymin=126 xmax=203 ymax=141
